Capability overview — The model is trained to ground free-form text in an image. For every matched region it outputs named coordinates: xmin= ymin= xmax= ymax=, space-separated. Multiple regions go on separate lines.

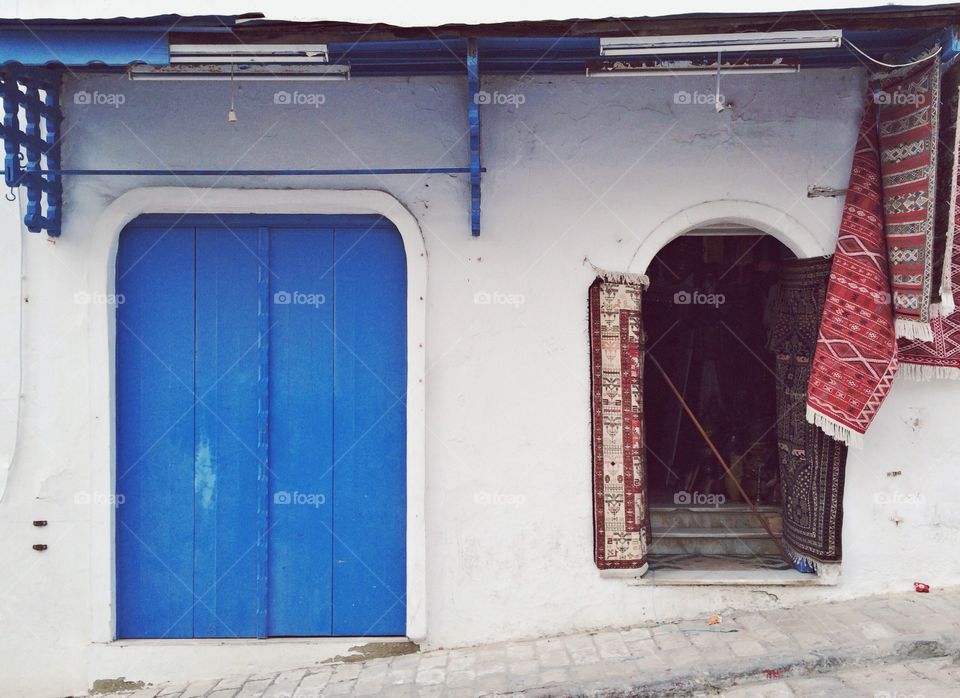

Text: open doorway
xmin=642 ymin=226 xmax=794 ymax=571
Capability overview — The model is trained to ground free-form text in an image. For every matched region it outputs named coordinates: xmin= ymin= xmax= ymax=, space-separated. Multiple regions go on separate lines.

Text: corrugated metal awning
xmin=0 ymin=27 xmax=168 ymax=66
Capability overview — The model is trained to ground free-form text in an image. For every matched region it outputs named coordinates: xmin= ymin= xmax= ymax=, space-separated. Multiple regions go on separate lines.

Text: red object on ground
xmin=914 ymin=582 xmax=930 ymax=593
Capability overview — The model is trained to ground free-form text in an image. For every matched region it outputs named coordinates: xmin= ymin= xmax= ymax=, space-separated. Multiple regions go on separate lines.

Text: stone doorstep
xmin=627 ymin=568 xmax=835 ymax=586
xmin=516 ymin=634 xmax=960 ymax=698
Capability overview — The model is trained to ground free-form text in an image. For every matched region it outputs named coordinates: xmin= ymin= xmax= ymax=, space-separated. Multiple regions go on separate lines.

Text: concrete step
xmin=649 ymin=504 xmax=785 ymax=556
xmin=650 ymin=504 xmax=782 ymax=533
xmin=654 ymin=527 xmax=779 ymax=539
xmin=650 ymin=537 xmax=783 ymax=556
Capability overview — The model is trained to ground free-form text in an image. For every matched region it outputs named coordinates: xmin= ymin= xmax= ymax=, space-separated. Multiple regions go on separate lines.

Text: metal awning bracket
xmin=467 ymin=38 xmax=482 ymax=237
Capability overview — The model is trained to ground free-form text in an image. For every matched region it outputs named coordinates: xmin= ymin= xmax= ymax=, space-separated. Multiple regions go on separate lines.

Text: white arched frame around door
xmin=86 ymin=188 xmax=427 ymax=646
xmin=628 ymin=200 xmax=829 ymax=276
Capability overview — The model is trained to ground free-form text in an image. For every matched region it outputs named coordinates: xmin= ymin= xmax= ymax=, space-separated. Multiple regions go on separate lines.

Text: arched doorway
xmin=642 ymin=225 xmax=795 ymax=571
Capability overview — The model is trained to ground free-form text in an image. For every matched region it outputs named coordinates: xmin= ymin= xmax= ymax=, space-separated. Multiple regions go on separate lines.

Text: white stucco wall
xmin=2 ymin=67 xmax=960 ymax=696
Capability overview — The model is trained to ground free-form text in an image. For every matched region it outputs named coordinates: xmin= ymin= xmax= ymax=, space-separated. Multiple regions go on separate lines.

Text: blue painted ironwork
xmin=467 ymin=39 xmax=481 ymax=237
xmin=1 ymin=66 xmax=62 ymax=236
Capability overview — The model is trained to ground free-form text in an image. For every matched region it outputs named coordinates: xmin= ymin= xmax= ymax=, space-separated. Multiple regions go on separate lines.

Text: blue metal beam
xmin=467 ymin=38 xmax=481 ymax=237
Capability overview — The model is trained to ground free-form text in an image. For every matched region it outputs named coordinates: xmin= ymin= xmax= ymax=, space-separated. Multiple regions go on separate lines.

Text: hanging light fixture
xmin=129 ymin=64 xmax=350 ymax=81
xmin=586 ymin=58 xmax=800 ymax=77
xmin=599 ymin=30 xmax=842 ymax=56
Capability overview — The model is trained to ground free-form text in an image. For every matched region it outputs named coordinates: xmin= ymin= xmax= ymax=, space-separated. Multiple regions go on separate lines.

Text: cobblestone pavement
xmin=108 ymin=589 xmax=960 ymax=697
xmin=720 ymin=655 xmax=960 ymax=696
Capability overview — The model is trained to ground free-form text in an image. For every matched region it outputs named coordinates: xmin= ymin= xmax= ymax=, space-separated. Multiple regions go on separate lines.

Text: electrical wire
xmin=845 ymin=38 xmax=942 ymax=69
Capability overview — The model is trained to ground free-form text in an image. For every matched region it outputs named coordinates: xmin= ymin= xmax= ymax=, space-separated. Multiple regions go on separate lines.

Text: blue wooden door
xmin=116 ymin=215 xmax=406 ymax=638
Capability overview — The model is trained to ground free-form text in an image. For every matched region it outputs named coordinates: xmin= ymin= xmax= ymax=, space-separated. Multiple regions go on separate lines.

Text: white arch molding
xmin=628 ymin=200 xmax=829 ymax=276
xmin=87 ymin=188 xmax=427 ymax=649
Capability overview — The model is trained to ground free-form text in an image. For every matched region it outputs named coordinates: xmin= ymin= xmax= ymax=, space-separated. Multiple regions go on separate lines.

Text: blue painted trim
xmin=127 ymin=214 xmax=398 ymax=228
xmin=256 ymin=227 xmax=271 ymax=639
xmin=467 ymin=39 xmax=481 ymax=237
xmin=0 ymin=28 xmax=169 ymax=67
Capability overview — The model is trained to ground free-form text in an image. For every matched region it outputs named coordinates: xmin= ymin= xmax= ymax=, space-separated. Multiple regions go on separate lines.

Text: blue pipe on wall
xmin=40 ymin=167 xmax=478 ymax=176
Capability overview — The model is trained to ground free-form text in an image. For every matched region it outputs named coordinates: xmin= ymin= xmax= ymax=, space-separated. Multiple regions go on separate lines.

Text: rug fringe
xmin=940 ymin=111 xmax=960 ymax=311
xmin=894 ymin=318 xmax=934 ymax=341
xmin=898 ymin=362 xmax=960 ymax=381
xmin=594 ymin=269 xmax=650 ymax=288
xmin=939 ymin=295 xmax=957 ymax=316
xmin=806 ymin=406 xmax=865 ymax=449
xmin=930 ymin=300 xmax=957 ymax=317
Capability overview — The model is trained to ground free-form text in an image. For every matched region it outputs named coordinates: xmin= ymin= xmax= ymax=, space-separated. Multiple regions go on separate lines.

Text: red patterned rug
xmin=590 ymin=271 xmax=652 ymax=571
xmin=807 ymin=95 xmax=899 ymax=448
xmin=877 ymin=58 xmax=941 ymax=341
xmin=899 ymin=63 xmax=960 ymax=379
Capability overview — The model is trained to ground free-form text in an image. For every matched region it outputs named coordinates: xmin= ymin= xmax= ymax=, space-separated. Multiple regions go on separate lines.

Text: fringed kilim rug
xmin=878 ymin=57 xmax=941 ymax=341
xmin=590 ymin=271 xmax=652 ymax=571
xmin=807 ymin=95 xmax=899 ymax=448
xmin=898 ymin=62 xmax=960 ymax=380
xmin=771 ymin=257 xmax=847 ymax=568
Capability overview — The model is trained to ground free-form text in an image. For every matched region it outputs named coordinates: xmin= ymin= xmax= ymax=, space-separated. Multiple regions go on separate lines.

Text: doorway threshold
xmin=630 ymin=567 xmax=834 ymax=586
xmin=626 ymin=553 xmax=837 ymax=586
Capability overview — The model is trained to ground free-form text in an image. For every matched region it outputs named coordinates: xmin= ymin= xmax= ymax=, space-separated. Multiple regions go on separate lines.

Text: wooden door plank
xmin=116 ymin=225 xmax=196 ymax=639
xmin=331 ymin=222 xmax=407 ymax=636
xmin=266 ymin=226 xmax=336 ymax=636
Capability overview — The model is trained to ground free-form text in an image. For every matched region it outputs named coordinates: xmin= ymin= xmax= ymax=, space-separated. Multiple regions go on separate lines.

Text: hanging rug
xmin=772 ymin=256 xmax=847 ymax=568
xmin=898 ymin=61 xmax=960 ymax=380
xmin=807 ymin=94 xmax=899 ymax=448
xmin=590 ymin=270 xmax=652 ymax=571
xmin=877 ymin=57 xmax=941 ymax=340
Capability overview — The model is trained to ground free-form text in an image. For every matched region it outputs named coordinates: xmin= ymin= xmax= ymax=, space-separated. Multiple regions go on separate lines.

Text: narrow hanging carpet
xmin=590 ymin=271 xmax=652 ymax=571
xmin=807 ymin=95 xmax=899 ymax=447
xmin=898 ymin=62 xmax=960 ymax=379
xmin=771 ymin=257 xmax=847 ymax=568
xmin=877 ymin=57 xmax=941 ymax=340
